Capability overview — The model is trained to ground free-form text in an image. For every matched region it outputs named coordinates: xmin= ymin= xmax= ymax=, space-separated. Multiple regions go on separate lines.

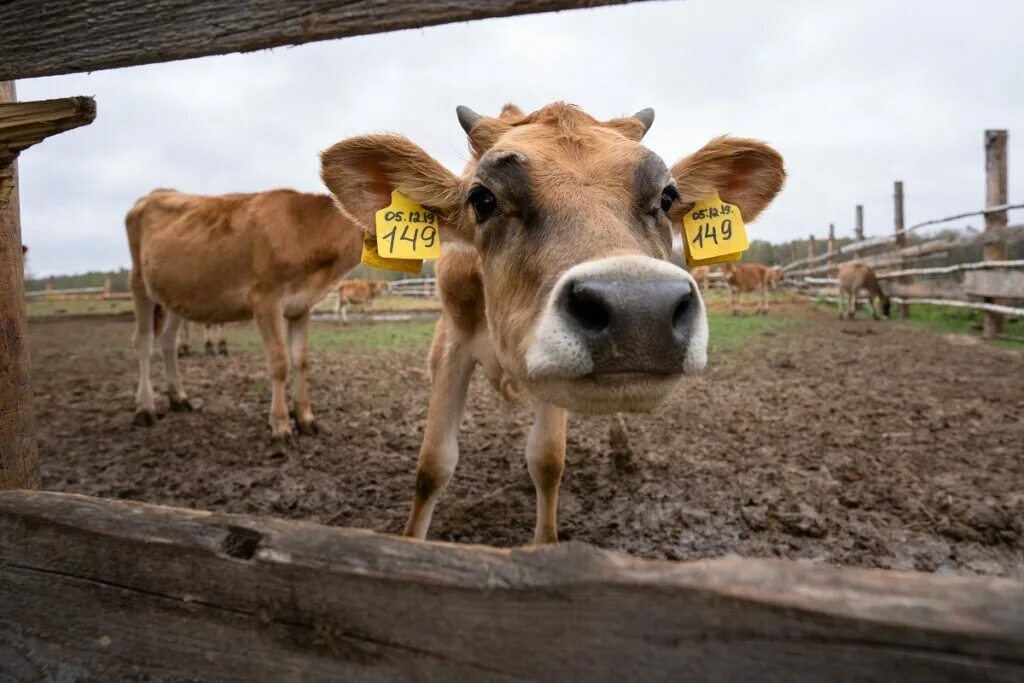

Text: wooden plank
xmin=0 ymin=0 xmax=648 ymax=81
xmin=886 ymin=280 xmax=966 ymax=300
xmin=964 ymin=269 xmax=1024 ymax=299
xmin=894 ymin=181 xmax=910 ymax=318
xmin=1 ymin=491 xmax=1022 ymax=682
xmin=0 ymin=96 xmax=96 ymax=168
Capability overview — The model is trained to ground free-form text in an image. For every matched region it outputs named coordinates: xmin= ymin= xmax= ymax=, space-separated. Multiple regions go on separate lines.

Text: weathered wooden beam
xmin=886 ymin=280 xmax=966 ymax=300
xmin=0 ymin=1 xmax=650 ymax=81
xmin=0 ymin=491 xmax=1022 ymax=682
xmin=0 ymin=96 xmax=97 ymax=168
xmin=1 ymin=90 xmax=94 ymax=491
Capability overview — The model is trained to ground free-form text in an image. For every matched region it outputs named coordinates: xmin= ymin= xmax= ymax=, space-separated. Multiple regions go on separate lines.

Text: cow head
xmin=321 ymin=103 xmax=784 ymax=413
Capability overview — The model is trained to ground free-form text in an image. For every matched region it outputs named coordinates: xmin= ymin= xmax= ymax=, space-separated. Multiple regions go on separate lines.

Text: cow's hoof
xmin=177 ymin=345 xmax=192 ymax=357
xmin=133 ymin=410 xmax=157 ymax=427
xmin=296 ymin=419 xmax=321 ymax=436
xmin=218 ymin=341 xmax=229 ymax=356
xmin=169 ymin=397 xmax=193 ymax=412
xmin=204 ymin=342 xmax=215 ymax=357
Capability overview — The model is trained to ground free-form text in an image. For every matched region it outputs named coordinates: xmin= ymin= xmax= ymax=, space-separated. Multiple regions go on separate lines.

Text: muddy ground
xmin=28 ymin=307 xmax=1024 ymax=577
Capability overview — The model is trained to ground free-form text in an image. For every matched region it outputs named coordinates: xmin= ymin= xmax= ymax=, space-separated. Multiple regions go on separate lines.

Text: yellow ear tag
xmin=681 ymin=191 xmax=749 ymax=268
xmin=374 ymin=190 xmax=442 ymax=260
xmin=360 ymin=233 xmax=423 ymax=275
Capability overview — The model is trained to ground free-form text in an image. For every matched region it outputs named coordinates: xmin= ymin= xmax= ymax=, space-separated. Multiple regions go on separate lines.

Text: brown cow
xmin=334 ymin=278 xmax=388 ymax=321
xmin=837 ymin=261 xmax=890 ymax=320
xmin=321 ymin=102 xmax=784 ymax=543
xmin=766 ymin=266 xmax=784 ymax=289
xmin=721 ymin=262 xmax=772 ymax=315
xmin=690 ymin=265 xmax=710 ymax=291
xmin=127 ymin=188 xmax=362 ymax=437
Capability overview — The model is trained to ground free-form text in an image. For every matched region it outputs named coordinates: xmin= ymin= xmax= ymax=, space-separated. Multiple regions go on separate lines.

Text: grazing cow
xmin=766 ymin=266 xmax=784 ymax=289
xmin=721 ymin=262 xmax=772 ymax=315
xmin=837 ymin=261 xmax=890 ymax=320
xmin=334 ymin=278 xmax=388 ymax=321
xmin=690 ymin=265 xmax=710 ymax=291
xmin=321 ymin=102 xmax=784 ymax=543
xmin=178 ymin=321 xmax=228 ymax=357
xmin=127 ymin=188 xmax=362 ymax=437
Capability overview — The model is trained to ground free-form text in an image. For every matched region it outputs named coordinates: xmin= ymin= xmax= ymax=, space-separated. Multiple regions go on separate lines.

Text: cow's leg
xmin=731 ymin=287 xmax=740 ymax=316
xmin=131 ymin=285 xmax=158 ymax=426
xmin=340 ymin=302 xmax=349 ymax=323
xmin=203 ymin=324 xmax=216 ymax=356
xmin=215 ymin=324 xmax=229 ymax=356
xmin=870 ymin=296 xmax=882 ymax=321
xmin=287 ymin=311 xmax=318 ymax=435
xmin=158 ymin=311 xmax=191 ymax=412
xmin=253 ymin=299 xmax=292 ymax=439
xmin=178 ymin=321 xmax=192 ymax=357
xmin=526 ymin=400 xmax=568 ymax=545
xmin=404 ymin=327 xmax=475 ymax=539
xmin=759 ymin=283 xmax=768 ymax=314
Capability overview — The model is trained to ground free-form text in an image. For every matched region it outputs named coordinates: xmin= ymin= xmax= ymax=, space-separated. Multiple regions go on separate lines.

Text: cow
xmin=690 ymin=265 xmax=710 ymax=291
xmin=334 ymin=278 xmax=389 ymax=321
xmin=127 ymin=188 xmax=362 ymax=438
xmin=721 ymin=262 xmax=772 ymax=315
xmin=178 ymin=321 xmax=228 ymax=357
xmin=837 ymin=261 xmax=890 ymax=320
xmin=766 ymin=266 xmax=784 ymax=289
xmin=321 ymin=102 xmax=784 ymax=544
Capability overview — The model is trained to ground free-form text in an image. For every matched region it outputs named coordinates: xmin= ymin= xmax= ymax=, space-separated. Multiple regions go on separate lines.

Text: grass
xmin=706 ymin=311 xmax=797 ymax=354
xmin=218 ymin=320 xmax=439 ymax=355
xmin=27 ymin=298 xmax=134 ymax=317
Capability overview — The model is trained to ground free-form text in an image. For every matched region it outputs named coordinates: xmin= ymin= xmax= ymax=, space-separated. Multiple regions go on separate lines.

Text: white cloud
xmin=16 ymin=0 xmax=1024 ymax=275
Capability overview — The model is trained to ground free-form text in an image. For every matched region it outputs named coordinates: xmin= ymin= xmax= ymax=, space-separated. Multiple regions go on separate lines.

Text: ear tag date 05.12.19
xmin=681 ymin=191 xmax=749 ymax=268
xmin=361 ymin=190 xmax=442 ymax=274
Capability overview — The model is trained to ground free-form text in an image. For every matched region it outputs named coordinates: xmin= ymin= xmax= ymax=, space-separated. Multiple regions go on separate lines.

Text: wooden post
xmin=855 ymin=205 xmax=864 ymax=241
xmin=807 ymin=234 xmax=816 ymax=260
xmin=983 ymin=130 xmax=1008 ymax=338
xmin=894 ymin=180 xmax=910 ymax=319
xmin=102 ymin=273 xmax=112 ymax=298
xmin=0 ymin=81 xmax=39 ymax=490
xmin=827 ymin=223 xmax=836 ymax=267
xmin=0 ymin=88 xmax=94 ymax=490
xmin=789 ymin=242 xmax=798 ymax=264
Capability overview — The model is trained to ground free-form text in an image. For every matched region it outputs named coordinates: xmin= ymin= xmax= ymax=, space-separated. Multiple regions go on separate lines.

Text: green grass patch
xmin=706 ymin=311 xmax=798 ymax=354
xmin=27 ymin=298 xmax=134 ymax=317
xmin=220 ymin=320 xmax=438 ymax=355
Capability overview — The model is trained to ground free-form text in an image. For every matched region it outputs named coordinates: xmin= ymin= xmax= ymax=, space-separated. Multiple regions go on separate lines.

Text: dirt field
xmin=28 ymin=304 xmax=1024 ymax=577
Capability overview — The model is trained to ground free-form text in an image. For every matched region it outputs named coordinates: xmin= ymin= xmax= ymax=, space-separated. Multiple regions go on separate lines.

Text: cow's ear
xmin=320 ymin=134 xmax=470 ymax=242
xmin=669 ymin=136 xmax=785 ymax=225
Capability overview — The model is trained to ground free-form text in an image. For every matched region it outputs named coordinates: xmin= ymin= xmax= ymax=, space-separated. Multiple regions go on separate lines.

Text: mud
xmin=29 ymin=309 xmax=1024 ymax=577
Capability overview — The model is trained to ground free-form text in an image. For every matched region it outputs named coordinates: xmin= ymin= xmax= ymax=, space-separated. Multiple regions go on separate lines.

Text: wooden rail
xmin=0 ymin=0 xmax=648 ymax=81
xmin=1 ymin=490 xmax=1022 ymax=682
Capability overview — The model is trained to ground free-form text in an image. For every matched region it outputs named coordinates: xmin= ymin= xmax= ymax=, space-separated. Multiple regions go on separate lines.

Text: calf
xmin=722 ymin=262 xmax=772 ymax=315
xmin=334 ymin=278 xmax=387 ymax=321
xmin=767 ymin=266 xmax=784 ymax=289
xmin=321 ymin=102 xmax=784 ymax=543
xmin=837 ymin=261 xmax=890 ymax=320
xmin=690 ymin=265 xmax=710 ymax=291
xmin=127 ymin=188 xmax=362 ymax=437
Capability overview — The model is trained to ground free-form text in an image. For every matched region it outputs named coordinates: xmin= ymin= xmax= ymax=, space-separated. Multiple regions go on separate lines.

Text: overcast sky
xmin=17 ymin=0 xmax=1024 ymax=276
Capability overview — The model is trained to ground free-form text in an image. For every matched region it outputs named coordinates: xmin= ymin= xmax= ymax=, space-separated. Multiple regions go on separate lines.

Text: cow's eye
xmin=660 ymin=186 xmax=679 ymax=214
xmin=468 ymin=185 xmax=498 ymax=223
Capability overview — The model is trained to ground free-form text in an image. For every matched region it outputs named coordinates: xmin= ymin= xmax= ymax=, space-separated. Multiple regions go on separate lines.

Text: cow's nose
xmin=562 ymin=278 xmax=695 ymax=374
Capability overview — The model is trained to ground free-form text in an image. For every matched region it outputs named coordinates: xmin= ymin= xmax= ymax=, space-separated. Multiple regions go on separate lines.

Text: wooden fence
xmin=777 ymin=130 xmax=1023 ymax=336
xmin=3 ymin=3 xmax=1024 ymax=680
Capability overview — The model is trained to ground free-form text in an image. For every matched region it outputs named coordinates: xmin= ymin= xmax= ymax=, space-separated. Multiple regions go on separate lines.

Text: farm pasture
xmin=27 ymin=301 xmax=1023 ymax=577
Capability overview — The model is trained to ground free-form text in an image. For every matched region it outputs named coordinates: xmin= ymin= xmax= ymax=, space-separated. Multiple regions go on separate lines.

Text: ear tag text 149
xmin=681 ymin=191 xmax=748 ymax=268
xmin=374 ymin=190 xmax=442 ymax=261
